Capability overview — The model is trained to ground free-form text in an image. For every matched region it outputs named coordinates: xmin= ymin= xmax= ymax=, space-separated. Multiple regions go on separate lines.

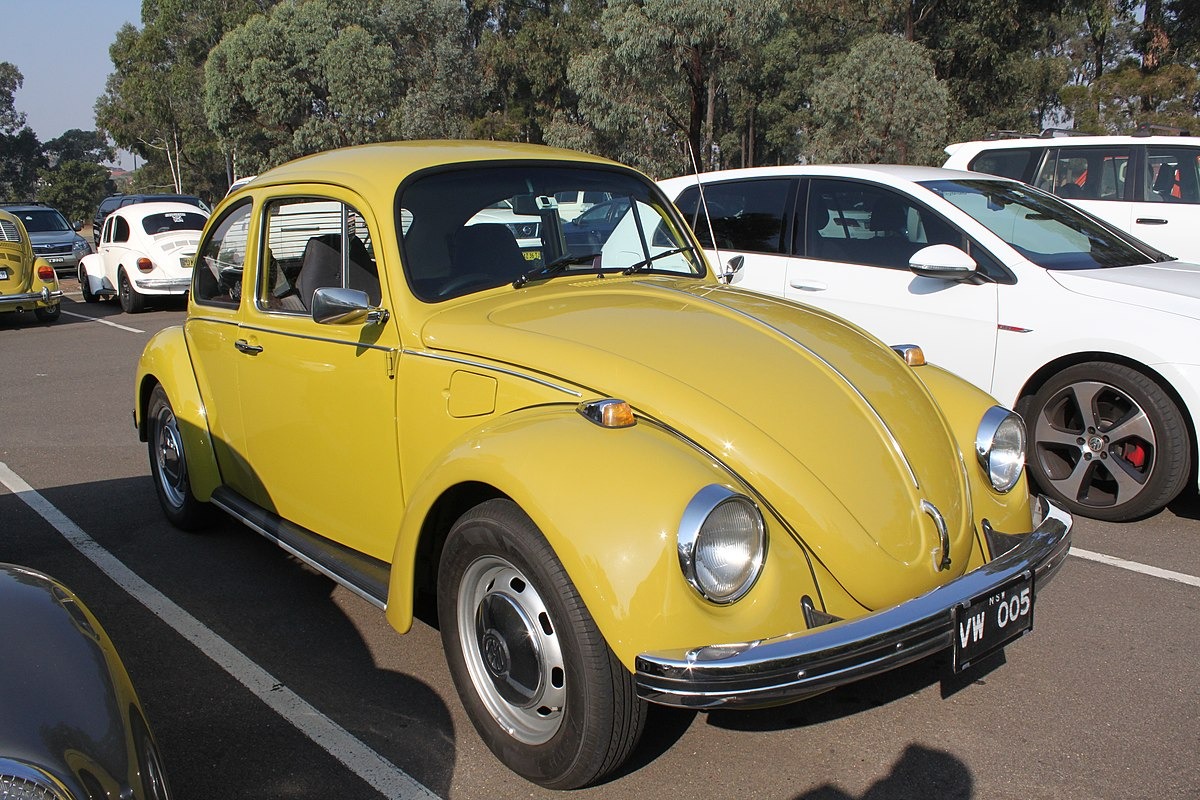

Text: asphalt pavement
xmin=2 ymin=285 xmax=1197 ymax=799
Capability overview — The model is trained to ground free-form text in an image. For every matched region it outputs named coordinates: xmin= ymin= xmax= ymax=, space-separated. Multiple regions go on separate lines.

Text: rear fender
xmin=135 ymin=326 xmax=221 ymax=501
xmin=385 ymin=406 xmax=823 ymax=670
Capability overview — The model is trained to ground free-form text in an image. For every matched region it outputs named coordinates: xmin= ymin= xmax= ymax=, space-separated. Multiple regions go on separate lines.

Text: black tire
xmin=1025 ymin=362 xmax=1189 ymax=521
xmin=119 ymin=268 xmax=145 ymax=313
xmin=146 ymin=384 xmax=211 ymax=531
xmin=33 ymin=303 xmax=60 ymax=322
xmin=437 ymin=499 xmax=645 ymax=789
xmin=79 ymin=267 xmax=99 ymax=303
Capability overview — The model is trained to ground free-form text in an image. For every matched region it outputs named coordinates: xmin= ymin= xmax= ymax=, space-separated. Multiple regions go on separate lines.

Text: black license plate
xmin=953 ymin=572 xmax=1033 ymax=671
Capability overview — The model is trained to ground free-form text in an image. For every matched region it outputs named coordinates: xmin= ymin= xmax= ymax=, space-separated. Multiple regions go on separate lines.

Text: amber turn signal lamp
xmin=577 ymin=398 xmax=636 ymax=428
xmin=36 ymin=264 xmax=55 ymax=281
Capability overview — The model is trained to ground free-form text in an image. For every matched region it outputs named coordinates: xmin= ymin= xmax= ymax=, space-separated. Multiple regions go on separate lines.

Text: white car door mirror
xmin=908 ymin=244 xmax=978 ymax=281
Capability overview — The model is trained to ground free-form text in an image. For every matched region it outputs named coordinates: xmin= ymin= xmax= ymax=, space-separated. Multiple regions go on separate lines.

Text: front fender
xmin=79 ymin=253 xmax=103 ymax=290
xmin=385 ymin=406 xmax=824 ymax=671
xmin=135 ymin=326 xmax=221 ymax=502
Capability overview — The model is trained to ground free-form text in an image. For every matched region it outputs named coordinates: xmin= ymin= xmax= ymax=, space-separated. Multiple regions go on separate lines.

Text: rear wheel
xmin=438 ymin=499 xmax=645 ymax=789
xmin=119 ymin=268 xmax=145 ymax=313
xmin=147 ymin=384 xmax=211 ymax=530
xmin=79 ymin=267 xmax=99 ymax=303
xmin=1025 ymin=362 xmax=1189 ymax=521
xmin=33 ymin=303 xmax=60 ymax=322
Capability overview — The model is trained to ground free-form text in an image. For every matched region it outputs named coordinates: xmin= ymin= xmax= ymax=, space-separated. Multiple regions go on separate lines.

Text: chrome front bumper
xmin=635 ymin=495 xmax=1072 ymax=709
xmin=0 ymin=286 xmax=64 ymax=310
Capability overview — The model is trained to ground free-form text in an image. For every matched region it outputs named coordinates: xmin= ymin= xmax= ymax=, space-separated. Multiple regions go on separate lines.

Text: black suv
xmin=0 ymin=202 xmax=92 ymax=274
xmin=93 ymin=193 xmax=209 ymax=245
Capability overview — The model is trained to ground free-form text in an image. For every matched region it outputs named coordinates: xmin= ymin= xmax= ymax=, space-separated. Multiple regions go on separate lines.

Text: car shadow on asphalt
xmin=789 ymin=743 xmax=973 ymax=799
xmin=6 ymin=478 xmax=457 ymax=799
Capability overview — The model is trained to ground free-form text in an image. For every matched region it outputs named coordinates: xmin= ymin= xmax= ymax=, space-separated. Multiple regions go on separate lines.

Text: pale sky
xmin=4 ymin=0 xmax=145 ymax=167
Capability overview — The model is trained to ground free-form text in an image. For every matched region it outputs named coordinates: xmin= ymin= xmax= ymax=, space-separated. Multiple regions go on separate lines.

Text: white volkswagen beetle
xmin=660 ymin=164 xmax=1200 ymax=522
xmin=80 ymin=201 xmax=209 ymax=313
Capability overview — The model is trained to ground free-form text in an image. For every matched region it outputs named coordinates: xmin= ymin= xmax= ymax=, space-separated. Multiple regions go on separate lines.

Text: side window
xmin=1034 ymin=147 xmax=1132 ymax=201
xmin=101 ymin=216 xmax=114 ymax=244
xmin=674 ymin=179 xmax=791 ymax=253
xmin=969 ymin=148 xmax=1038 ymax=182
xmin=194 ymin=201 xmax=252 ymax=308
xmin=1146 ymin=147 xmax=1200 ymax=203
xmin=112 ymin=216 xmax=130 ymax=243
xmin=258 ymin=198 xmax=380 ymax=314
xmin=803 ymin=179 xmax=961 ymax=269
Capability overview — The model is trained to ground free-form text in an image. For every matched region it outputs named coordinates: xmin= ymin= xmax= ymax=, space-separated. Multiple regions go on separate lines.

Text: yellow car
xmin=134 ymin=141 xmax=1072 ymax=789
xmin=0 ymin=208 xmax=63 ymax=322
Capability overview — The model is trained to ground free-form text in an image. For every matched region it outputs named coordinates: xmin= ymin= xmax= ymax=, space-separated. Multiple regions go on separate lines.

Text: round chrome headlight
xmin=975 ymin=406 xmax=1026 ymax=493
xmin=678 ymin=485 xmax=766 ymax=604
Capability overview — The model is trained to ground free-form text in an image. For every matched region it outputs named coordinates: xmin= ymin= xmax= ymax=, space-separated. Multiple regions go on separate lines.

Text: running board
xmin=210 ymin=487 xmax=390 ymax=609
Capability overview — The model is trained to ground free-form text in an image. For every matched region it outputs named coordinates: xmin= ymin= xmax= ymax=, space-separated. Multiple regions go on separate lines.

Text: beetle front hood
xmin=421 ymin=277 xmax=977 ymax=609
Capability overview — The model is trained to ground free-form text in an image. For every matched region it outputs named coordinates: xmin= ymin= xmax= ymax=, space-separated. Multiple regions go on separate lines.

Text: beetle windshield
xmin=398 ymin=163 xmax=702 ymax=301
xmin=920 ymin=178 xmax=1168 ymax=270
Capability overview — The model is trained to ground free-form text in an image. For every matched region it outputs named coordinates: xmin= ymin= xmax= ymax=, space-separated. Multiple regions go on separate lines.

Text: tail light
xmin=137 ymin=257 xmax=154 ymax=273
xmin=37 ymin=264 xmax=55 ymax=281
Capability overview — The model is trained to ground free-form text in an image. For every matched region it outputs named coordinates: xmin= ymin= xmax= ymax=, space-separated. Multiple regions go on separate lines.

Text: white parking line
xmin=61 ymin=309 xmax=145 ymax=334
xmin=1071 ymin=547 xmax=1200 ymax=588
xmin=0 ymin=461 xmax=440 ymax=800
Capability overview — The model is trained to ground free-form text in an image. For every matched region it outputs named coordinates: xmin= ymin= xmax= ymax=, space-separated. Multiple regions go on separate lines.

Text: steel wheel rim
xmin=457 ymin=555 xmax=566 ymax=744
xmin=153 ymin=404 xmax=188 ymax=509
xmin=1032 ymin=379 xmax=1156 ymax=508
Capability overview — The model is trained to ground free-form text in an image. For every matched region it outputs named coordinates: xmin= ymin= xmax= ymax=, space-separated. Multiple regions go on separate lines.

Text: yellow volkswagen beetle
xmin=0 ymin=208 xmax=63 ymax=323
xmin=134 ymin=141 xmax=1072 ymax=789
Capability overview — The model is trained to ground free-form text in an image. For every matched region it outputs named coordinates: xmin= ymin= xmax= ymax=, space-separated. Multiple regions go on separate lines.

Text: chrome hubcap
xmin=154 ymin=406 xmax=187 ymax=508
xmin=458 ymin=556 xmax=565 ymax=744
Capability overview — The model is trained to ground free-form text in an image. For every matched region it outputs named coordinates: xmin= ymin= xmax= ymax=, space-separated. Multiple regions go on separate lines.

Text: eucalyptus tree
xmin=0 ymin=62 xmax=43 ymax=199
xmin=205 ymin=0 xmax=479 ymax=173
xmin=95 ymin=0 xmax=278 ymax=198
xmin=807 ymin=33 xmax=950 ymax=165
xmin=562 ymin=0 xmax=786 ymax=176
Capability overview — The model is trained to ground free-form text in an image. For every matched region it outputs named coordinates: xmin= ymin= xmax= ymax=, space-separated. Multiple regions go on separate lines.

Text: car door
xmin=783 ymin=178 xmax=1001 ymax=391
xmin=233 ymin=192 xmax=402 ymax=560
xmin=98 ymin=213 xmax=131 ymax=287
xmin=1129 ymin=145 xmax=1200 ymax=260
xmin=672 ymin=177 xmax=796 ymax=295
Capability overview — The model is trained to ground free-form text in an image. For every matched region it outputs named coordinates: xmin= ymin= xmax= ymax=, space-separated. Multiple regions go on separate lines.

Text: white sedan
xmin=659 ymin=164 xmax=1200 ymax=522
xmin=80 ymin=201 xmax=209 ymax=313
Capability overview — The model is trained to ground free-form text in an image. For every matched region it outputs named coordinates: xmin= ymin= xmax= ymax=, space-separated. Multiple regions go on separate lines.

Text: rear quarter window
xmin=968 ymin=148 xmax=1039 ymax=182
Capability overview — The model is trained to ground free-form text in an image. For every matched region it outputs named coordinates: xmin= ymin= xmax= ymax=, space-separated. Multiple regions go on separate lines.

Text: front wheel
xmin=437 ymin=499 xmax=645 ymax=789
xmin=1025 ymin=362 xmax=1189 ymax=521
xmin=146 ymin=384 xmax=211 ymax=530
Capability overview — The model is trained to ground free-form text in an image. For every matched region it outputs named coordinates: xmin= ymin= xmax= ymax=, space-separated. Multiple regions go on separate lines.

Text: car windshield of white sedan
xmin=398 ymin=164 xmax=702 ymax=301
xmin=141 ymin=212 xmax=207 ymax=235
xmin=921 ymin=179 xmax=1165 ymax=270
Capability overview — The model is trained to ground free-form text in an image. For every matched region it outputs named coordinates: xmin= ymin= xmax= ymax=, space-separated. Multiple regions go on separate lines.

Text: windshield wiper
xmin=512 ymin=252 xmax=600 ymax=288
xmin=622 ymin=247 xmax=693 ymax=274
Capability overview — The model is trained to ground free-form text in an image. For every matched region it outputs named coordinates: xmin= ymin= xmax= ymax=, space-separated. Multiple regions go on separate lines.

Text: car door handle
xmin=1135 ymin=218 xmax=1168 ymax=225
xmin=789 ymin=279 xmax=828 ymax=292
xmin=234 ymin=339 xmax=263 ymax=354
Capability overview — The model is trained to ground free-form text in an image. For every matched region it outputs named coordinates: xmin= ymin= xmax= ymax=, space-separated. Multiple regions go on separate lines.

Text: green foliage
xmin=205 ymin=0 xmax=479 ymax=172
xmin=43 ymin=129 xmax=116 ymax=166
xmin=0 ymin=62 xmax=27 ymax=134
xmin=807 ymin=34 xmax=950 ymax=165
xmin=37 ymin=160 xmax=112 ymax=223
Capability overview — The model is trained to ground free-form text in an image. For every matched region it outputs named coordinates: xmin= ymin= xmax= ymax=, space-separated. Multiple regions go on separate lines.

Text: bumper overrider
xmin=635 ymin=495 xmax=1072 ymax=709
xmin=0 ymin=286 xmax=64 ymax=310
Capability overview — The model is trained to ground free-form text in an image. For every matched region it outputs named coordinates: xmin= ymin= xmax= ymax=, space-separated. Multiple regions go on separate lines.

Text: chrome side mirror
xmin=311 ymin=287 xmax=389 ymax=326
xmin=908 ymin=244 xmax=978 ymax=282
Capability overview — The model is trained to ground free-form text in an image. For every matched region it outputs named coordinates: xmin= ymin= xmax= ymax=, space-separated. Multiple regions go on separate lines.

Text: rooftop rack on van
xmin=981 ymin=128 xmax=1091 ymax=140
xmin=1133 ymin=123 xmax=1191 ymax=136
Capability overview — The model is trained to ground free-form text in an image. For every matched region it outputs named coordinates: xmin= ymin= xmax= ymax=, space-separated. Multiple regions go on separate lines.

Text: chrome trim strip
xmin=635 ymin=496 xmax=1071 ymax=709
xmin=646 ymin=282 xmax=920 ymax=489
xmin=235 ymin=323 xmax=395 ymax=353
xmin=406 ymin=350 xmax=583 ymax=397
xmin=134 ymin=277 xmax=191 ymax=291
